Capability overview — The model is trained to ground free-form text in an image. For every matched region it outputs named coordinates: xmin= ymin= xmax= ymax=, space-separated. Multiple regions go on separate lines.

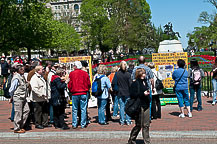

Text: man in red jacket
xmin=68 ymin=61 xmax=91 ymax=129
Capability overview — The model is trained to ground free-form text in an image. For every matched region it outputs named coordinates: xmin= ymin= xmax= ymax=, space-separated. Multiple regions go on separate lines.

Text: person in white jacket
xmin=148 ymin=62 xmax=163 ymax=119
xmin=30 ymin=65 xmax=50 ymax=129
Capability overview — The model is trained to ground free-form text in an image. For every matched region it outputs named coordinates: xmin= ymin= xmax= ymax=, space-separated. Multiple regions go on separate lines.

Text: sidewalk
xmin=0 ymin=96 xmax=217 ymax=139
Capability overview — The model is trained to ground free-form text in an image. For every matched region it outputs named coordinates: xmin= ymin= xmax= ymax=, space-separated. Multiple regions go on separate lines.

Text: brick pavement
xmin=0 ymin=96 xmax=216 ymax=133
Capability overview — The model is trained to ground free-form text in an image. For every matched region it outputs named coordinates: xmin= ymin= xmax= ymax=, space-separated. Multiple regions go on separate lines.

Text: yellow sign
xmin=152 ymin=52 xmax=188 ymax=88
xmin=58 ymin=56 xmax=93 ymax=87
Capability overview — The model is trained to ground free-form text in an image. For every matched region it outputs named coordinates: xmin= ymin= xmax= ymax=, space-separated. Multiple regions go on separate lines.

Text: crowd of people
xmin=0 ymin=55 xmax=217 ymax=144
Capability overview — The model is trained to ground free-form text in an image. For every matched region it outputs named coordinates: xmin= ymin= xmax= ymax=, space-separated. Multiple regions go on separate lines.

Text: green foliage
xmin=0 ymin=0 xmax=81 ymax=58
xmin=80 ymin=0 xmax=154 ymax=54
xmin=188 ymin=0 xmax=217 ymax=50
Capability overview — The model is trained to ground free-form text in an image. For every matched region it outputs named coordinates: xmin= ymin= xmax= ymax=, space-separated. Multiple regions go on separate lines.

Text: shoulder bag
xmin=173 ymin=69 xmax=185 ymax=93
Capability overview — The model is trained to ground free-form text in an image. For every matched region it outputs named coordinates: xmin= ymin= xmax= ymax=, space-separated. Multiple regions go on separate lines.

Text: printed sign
xmin=152 ymin=52 xmax=188 ymax=88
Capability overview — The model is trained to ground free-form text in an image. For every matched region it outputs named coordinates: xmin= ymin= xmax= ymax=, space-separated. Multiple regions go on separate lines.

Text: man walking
xmin=68 ymin=61 xmax=91 ymax=129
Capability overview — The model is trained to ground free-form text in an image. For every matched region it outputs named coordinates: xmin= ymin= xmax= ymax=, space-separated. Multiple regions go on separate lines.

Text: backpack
xmin=3 ymin=74 xmax=13 ymax=99
xmin=192 ymin=68 xmax=201 ymax=85
xmin=154 ymin=72 xmax=164 ymax=90
xmin=92 ymin=75 xmax=105 ymax=97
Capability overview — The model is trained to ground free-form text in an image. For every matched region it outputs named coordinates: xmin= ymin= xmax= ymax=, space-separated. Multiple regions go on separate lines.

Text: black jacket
xmin=130 ymin=79 xmax=150 ymax=110
xmin=113 ymin=69 xmax=132 ymax=97
xmin=51 ymin=76 xmax=67 ymax=106
xmin=1 ymin=61 xmax=9 ymax=75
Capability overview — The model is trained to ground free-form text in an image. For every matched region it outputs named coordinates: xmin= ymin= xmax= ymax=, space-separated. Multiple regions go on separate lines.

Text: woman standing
xmin=188 ymin=59 xmax=204 ymax=111
xmin=172 ymin=59 xmax=192 ymax=118
xmin=113 ymin=61 xmax=132 ymax=125
xmin=128 ymin=68 xmax=150 ymax=144
xmin=96 ymin=65 xmax=111 ymax=125
xmin=50 ymin=69 xmax=69 ymax=130
xmin=148 ymin=62 xmax=162 ymax=119
xmin=212 ymin=57 xmax=217 ymax=105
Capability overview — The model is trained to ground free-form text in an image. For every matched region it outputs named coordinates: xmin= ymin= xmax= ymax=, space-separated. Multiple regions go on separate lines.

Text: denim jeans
xmin=49 ymin=101 xmax=54 ymax=123
xmin=113 ymin=95 xmax=119 ymax=116
xmin=175 ymin=89 xmax=190 ymax=108
xmin=189 ymin=86 xmax=202 ymax=111
xmin=118 ymin=96 xmax=131 ymax=124
xmin=149 ymin=89 xmax=152 ymax=120
xmin=11 ymin=101 xmax=15 ymax=121
xmin=97 ymin=98 xmax=107 ymax=124
xmin=72 ymin=95 xmax=88 ymax=128
xmin=212 ymin=79 xmax=217 ymax=103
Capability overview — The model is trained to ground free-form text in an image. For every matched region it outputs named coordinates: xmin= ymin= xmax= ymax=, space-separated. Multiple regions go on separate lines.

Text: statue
xmin=163 ymin=22 xmax=181 ymax=39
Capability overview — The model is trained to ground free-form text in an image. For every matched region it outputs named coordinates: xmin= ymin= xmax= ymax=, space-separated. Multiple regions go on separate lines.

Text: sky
xmin=146 ymin=0 xmax=215 ymax=49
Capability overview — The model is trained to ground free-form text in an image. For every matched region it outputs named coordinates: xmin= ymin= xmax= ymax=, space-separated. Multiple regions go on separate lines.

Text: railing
xmin=201 ymin=70 xmax=213 ymax=98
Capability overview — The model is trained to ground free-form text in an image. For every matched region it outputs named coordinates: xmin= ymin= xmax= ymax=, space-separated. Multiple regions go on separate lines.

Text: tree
xmin=0 ymin=0 xmax=81 ymax=59
xmin=79 ymin=0 xmax=153 ymax=54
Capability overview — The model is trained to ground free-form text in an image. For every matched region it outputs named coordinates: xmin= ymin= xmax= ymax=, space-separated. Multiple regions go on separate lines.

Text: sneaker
xmin=188 ymin=113 xmax=192 ymax=118
xmin=178 ymin=113 xmax=185 ymax=118
xmin=212 ymin=101 xmax=216 ymax=106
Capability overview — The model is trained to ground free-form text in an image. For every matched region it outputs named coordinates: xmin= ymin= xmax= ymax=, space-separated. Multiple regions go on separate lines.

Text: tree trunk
xmin=27 ymin=47 xmax=31 ymax=62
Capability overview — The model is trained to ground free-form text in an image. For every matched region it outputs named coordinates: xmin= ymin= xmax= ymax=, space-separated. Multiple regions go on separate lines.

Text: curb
xmin=0 ymin=131 xmax=217 ymax=139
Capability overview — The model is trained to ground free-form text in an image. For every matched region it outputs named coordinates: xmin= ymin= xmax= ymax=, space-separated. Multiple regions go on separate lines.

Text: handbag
xmin=125 ymin=81 xmax=141 ymax=119
xmin=173 ymin=70 xmax=185 ymax=93
xmin=153 ymin=72 xmax=164 ymax=90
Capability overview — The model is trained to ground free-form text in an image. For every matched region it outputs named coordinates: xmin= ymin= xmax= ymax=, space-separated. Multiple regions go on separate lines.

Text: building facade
xmin=49 ymin=0 xmax=82 ymax=32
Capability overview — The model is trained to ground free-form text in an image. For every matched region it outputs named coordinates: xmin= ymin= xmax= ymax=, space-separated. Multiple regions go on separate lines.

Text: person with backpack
xmin=148 ymin=62 xmax=163 ymax=119
xmin=68 ymin=61 xmax=91 ymax=129
xmin=113 ymin=61 xmax=132 ymax=125
xmin=188 ymin=59 xmax=204 ymax=111
xmin=172 ymin=59 xmax=192 ymax=118
xmin=9 ymin=65 xmax=30 ymax=133
xmin=128 ymin=68 xmax=150 ymax=144
xmin=92 ymin=65 xmax=111 ymax=125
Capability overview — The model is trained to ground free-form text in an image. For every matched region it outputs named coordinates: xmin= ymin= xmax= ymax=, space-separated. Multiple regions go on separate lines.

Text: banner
xmin=152 ymin=52 xmax=188 ymax=88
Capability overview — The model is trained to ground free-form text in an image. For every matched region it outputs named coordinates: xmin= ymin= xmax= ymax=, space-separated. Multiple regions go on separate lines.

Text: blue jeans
xmin=149 ymin=89 xmax=152 ymax=120
xmin=72 ymin=95 xmax=88 ymax=128
xmin=113 ymin=96 xmax=119 ymax=116
xmin=175 ymin=90 xmax=190 ymax=107
xmin=97 ymin=98 xmax=107 ymax=124
xmin=212 ymin=79 xmax=217 ymax=103
xmin=118 ymin=96 xmax=131 ymax=124
xmin=190 ymin=86 xmax=202 ymax=111
xmin=49 ymin=101 xmax=54 ymax=123
xmin=11 ymin=101 xmax=15 ymax=121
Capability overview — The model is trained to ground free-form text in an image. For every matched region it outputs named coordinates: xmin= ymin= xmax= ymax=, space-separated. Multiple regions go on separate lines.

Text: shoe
xmin=43 ymin=124 xmax=52 ymax=127
xmin=21 ymin=129 xmax=26 ymax=132
xmin=81 ymin=125 xmax=87 ymax=129
xmin=126 ymin=122 xmax=131 ymax=126
xmin=188 ymin=113 xmax=192 ymax=118
xmin=35 ymin=125 xmax=44 ymax=129
xmin=72 ymin=126 xmax=77 ymax=129
xmin=120 ymin=123 xmax=124 ymax=126
xmin=178 ymin=113 xmax=185 ymax=118
xmin=61 ymin=126 xmax=70 ymax=130
xmin=14 ymin=130 xmax=25 ymax=133
xmin=212 ymin=101 xmax=216 ymax=106
xmin=99 ymin=122 xmax=109 ymax=125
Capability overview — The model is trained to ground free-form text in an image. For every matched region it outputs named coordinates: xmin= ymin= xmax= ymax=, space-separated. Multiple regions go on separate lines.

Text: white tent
xmin=158 ymin=40 xmax=183 ymax=53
